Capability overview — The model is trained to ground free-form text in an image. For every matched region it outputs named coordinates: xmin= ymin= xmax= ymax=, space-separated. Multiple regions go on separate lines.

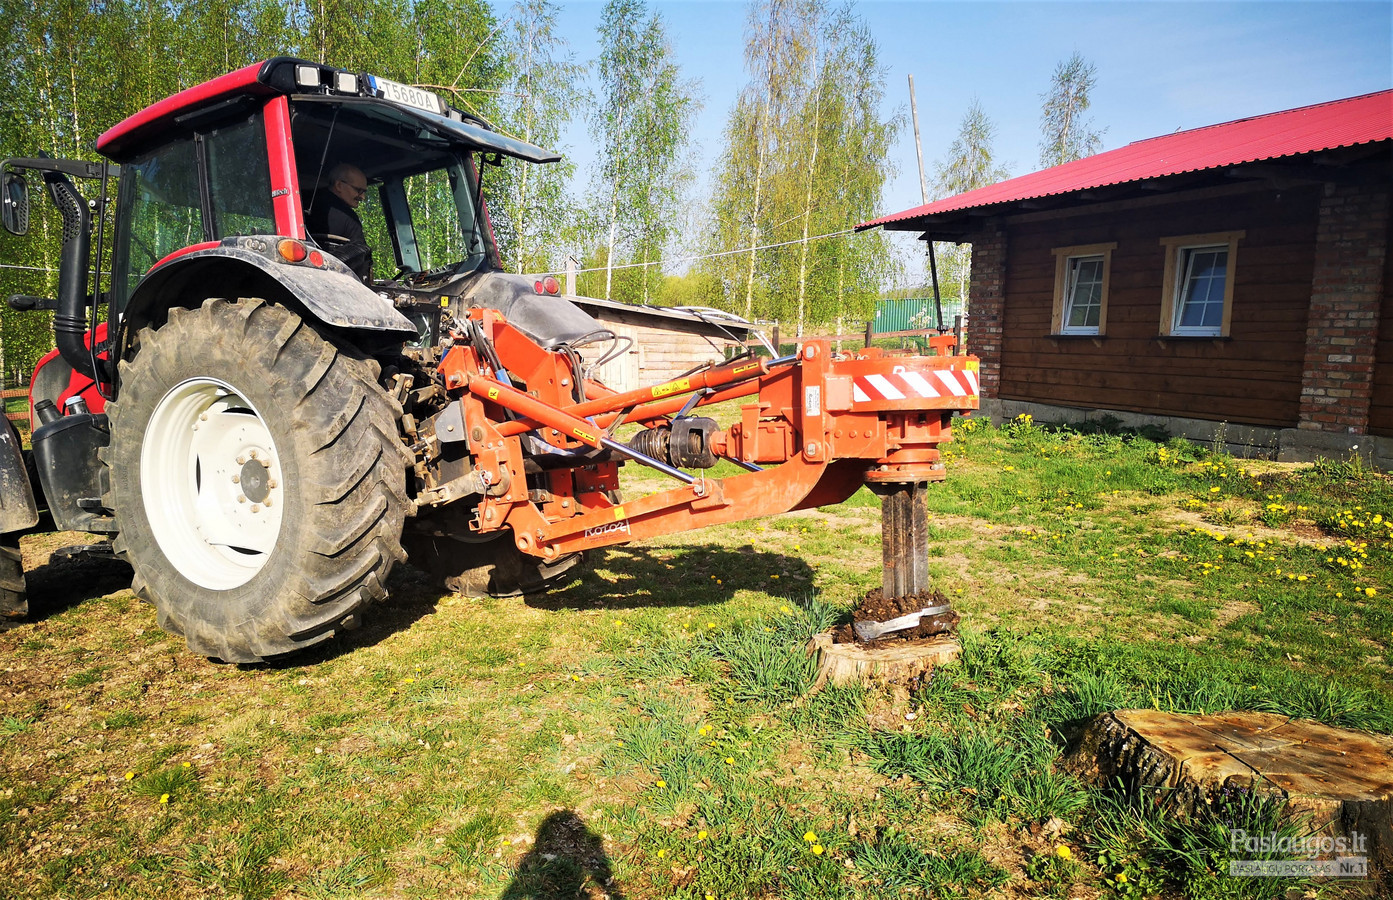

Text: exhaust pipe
xmin=43 ymin=171 xmax=102 ymax=382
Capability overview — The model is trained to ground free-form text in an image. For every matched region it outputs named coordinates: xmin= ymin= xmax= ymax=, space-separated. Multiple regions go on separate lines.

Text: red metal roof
xmin=862 ymin=89 xmax=1393 ymax=230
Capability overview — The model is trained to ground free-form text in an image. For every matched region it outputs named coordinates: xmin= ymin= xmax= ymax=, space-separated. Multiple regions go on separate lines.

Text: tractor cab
xmin=96 ymin=58 xmax=567 ymax=351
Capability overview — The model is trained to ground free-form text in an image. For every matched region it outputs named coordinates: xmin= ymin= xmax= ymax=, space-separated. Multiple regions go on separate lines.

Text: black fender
xmin=0 ymin=416 xmax=39 ymax=535
xmin=123 ymin=237 xmax=417 ymax=339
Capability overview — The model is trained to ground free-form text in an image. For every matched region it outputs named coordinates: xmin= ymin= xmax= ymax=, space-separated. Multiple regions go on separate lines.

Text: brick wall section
xmin=965 ymin=224 xmax=1007 ymax=398
xmin=1297 ymin=182 xmax=1391 ymax=432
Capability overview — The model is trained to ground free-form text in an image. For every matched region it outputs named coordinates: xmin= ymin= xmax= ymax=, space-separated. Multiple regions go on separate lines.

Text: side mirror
xmin=2 ymin=172 xmax=28 ymax=236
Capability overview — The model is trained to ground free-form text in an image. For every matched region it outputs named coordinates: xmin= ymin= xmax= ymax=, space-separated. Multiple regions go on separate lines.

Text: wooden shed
xmin=569 ymin=296 xmax=745 ymax=392
xmin=861 ymin=91 xmax=1393 ymax=465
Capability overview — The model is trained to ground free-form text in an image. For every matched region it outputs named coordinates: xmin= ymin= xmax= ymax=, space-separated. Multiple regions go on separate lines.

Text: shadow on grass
xmin=7 ymin=534 xmax=133 ymax=626
xmin=500 ymin=810 xmax=622 ymax=900
xmin=526 ymin=543 xmax=815 ymax=612
xmin=262 ymin=562 xmax=447 ymax=667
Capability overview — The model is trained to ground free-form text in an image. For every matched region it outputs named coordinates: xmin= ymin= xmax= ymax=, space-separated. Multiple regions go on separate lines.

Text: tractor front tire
xmin=103 ymin=298 xmax=410 ymax=662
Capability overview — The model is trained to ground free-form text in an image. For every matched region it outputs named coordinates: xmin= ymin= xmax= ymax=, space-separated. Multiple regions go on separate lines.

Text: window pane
xmin=114 ymin=141 xmax=202 ymax=305
xmin=1064 ymin=255 xmax=1103 ymax=331
xmin=1175 ymin=247 xmax=1227 ymax=333
xmin=205 ymin=114 xmax=275 ymax=237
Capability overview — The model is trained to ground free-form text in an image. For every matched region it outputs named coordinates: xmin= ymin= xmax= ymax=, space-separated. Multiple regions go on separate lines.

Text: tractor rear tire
xmin=102 ymin=298 xmax=410 ymax=662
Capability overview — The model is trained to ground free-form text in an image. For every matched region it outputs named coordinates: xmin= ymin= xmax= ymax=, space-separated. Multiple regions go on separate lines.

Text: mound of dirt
xmin=831 ymin=586 xmax=959 ymax=648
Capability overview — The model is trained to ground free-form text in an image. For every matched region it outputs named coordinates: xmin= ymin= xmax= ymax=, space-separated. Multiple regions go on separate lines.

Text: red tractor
xmin=0 ymin=58 xmax=978 ymax=662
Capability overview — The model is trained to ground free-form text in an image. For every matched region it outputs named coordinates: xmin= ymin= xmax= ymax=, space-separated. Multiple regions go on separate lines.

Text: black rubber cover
xmin=32 ymin=413 xmax=113 ymax=533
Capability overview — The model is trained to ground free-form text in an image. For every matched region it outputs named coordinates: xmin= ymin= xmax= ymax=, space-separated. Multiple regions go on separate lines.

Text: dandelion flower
xmin=779 ymin=605 xmax=791 ymax=614
xmin=182 ymin=762 xmax=191 ymax=768
xmin=724 ymin=757 xmax=734 ymax=765
xmin=804 ymin=831 xmax=817 ymax=842
xmin=1116 ymin=873 xmax=1127 ymax=884
xmin=697 ymin=830 xmax=708 ymax=840
xmin=812 ymin=844 xmax=824 ymax=855
xmin=656 ymin=779 xmax=666 ymax=788
xmin=1054 ymin=845 xmax=1070 ymax=860
xmin=159 ymin=793 xmax=170 ymax=804
xmin=657 ymin=848 xmax=666 ymax=858
xmin=1366 ymin=588 xmax=1377 ymax=597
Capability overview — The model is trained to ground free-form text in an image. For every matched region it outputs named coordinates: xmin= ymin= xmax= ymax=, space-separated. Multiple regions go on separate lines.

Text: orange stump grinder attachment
xmin=426 ymin=312 xmax=979 ymax=600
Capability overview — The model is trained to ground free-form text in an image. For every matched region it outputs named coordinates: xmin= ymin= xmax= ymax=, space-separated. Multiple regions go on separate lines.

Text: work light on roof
xmin=334 ymin=72 xmax=358 ymax=95
xmin=295 ymin=65 xmax=321 ymax=88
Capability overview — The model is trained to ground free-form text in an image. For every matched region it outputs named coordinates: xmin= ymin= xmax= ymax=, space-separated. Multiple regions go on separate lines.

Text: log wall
xmin=995 ymin=185 xmax=1322 ymax=426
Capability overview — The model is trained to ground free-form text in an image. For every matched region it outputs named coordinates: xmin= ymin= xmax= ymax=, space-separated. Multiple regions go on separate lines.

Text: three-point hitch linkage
xmin=419 ymin=311 xmax=979 ymax=601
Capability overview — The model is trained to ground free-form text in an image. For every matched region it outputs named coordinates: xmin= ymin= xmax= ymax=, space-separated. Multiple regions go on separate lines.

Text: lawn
xmin=1 ymin=413 xmax=1389 ymax=899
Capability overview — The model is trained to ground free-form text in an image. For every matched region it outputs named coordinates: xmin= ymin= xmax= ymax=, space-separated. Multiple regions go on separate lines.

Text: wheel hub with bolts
xmin=141 ymin=377 xmax=285 ymax=591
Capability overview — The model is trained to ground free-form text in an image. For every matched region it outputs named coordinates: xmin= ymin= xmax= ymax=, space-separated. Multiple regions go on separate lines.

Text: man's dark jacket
xmin=306 ymin=192 xmax=372 ymax=280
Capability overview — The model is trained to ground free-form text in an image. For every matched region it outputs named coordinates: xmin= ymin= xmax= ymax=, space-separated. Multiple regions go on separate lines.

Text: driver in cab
xmin=307 ymin=162 xmax=373 ymax=281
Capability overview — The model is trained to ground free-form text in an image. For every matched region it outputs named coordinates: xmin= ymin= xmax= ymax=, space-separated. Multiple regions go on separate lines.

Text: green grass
xmin=1 ymin=413 xmax=1389 ymax=898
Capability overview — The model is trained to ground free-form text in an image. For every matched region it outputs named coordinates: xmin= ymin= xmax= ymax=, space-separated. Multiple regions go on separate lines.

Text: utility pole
xmin=908 ymin=74 xmax=929 ymax=205
xmin=908 ymin=74 xmax=944 ymax=333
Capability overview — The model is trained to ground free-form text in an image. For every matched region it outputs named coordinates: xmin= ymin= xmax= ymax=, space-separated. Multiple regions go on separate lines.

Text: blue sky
xmin=490 ymin=1 xmax=1390 ymax=273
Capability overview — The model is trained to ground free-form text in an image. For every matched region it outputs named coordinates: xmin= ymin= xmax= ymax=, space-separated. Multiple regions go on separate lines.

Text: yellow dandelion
xmin=697 ymin=830 xmax=708 ymax=840
xmin=124 ymin=772 xmax=134 ymax=781
xmin=779 ymin=605 xmax=791 ymax=613
xmin=158 ymin=793 xmax=170 ymax=804
xmin=803 ymin=831 xmax=817 ymax=842
xmin=1055 ymin=845 xmax=1071 ymax=860
xmin=1116 ymin=873 xmax=1128 ymax=884
xmin=724 ymin=757 xmax=734 ymax=765
xmin=182 ymin=762 xmax=191 ymax=768
xmin=812 ymin=844 xmax=824 ymax=855
xmin=1366 ymin=587 xmax=1377 ymax=597
xmin=656 ymin=779 xmax=666 ymax=788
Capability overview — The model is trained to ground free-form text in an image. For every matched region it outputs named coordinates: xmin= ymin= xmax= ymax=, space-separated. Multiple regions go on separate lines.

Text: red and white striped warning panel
xmin=852 ymin=367 xmax=979 ymax=403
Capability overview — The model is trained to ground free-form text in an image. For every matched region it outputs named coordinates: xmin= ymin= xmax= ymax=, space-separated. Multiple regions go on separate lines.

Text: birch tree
xmin=1039 ymin=51 xmax=1103 ymax=167
xmin=492 ymin=0 xmax=581 ymax=274
xmin=587 ymin=0 xmax=696 ymax=303
xmin=705 ymin=0 xmax=899 ymax=331
xmin=935 ymin=99 xmax=1009 ymax=306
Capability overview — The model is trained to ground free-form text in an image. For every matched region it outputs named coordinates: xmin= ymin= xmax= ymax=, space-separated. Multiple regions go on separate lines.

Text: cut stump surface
xmin=808 ymin=631 xmax=959 ymax=689
xmin=1064 ymin=709 xmax=1393 ymax=873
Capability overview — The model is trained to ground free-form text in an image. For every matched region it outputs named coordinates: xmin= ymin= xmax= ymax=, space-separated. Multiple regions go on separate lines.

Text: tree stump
xmin=1063 ymin=709 xmax=1393 ymax=873
xmin=807 ymin=631 xmax=959 ymax=690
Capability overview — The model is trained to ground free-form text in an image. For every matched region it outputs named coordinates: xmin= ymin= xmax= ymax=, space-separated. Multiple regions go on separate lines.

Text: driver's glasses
xmin=339 ymin=180 xmax=367 ymax=199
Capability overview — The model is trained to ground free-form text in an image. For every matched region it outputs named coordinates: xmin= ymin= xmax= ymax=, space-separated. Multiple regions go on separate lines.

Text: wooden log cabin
xmin=861 ymin=91 xmax=1393 ymax=466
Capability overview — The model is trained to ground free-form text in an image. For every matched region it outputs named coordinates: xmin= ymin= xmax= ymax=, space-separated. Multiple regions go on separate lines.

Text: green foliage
xmin=0 ymin=0 xmax=509 ymax=379
xmin=490 ymin=0 xmax=583 ymax=275
xmin=586 ymin=0 xmax=698 ymax=304
xmin=703 ymin=0 xmax=901 ymax=330
xmin=853 ymin=829 xmax=1009 ymax=895
xmin=1086 ymin=787 xmax=1322 ymax=899
xmin=1039 ymin=51 xmax=1104 ymax=168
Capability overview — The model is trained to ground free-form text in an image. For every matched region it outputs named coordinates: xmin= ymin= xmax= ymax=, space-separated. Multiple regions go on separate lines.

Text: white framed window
xmin=1051 ymin=242 xmax=1115 ymax=335
xmin=1159 ymin=232 xmax=1243 ymax=337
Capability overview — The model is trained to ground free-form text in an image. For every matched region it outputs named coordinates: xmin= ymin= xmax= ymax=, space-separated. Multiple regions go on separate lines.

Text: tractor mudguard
xmin=0 ymin=416 xmax=39 ymax=534
xmin=125 ymin=237 xmax=417 ymax=338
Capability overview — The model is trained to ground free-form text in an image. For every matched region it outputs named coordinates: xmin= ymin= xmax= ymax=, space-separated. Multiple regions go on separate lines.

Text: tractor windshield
xmin=291 ymin=97 xmax=498 ymax=280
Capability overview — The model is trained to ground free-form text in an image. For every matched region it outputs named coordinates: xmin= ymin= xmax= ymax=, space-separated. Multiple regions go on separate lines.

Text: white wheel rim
xmin=141 ymin=377 xmax=286 ymax=590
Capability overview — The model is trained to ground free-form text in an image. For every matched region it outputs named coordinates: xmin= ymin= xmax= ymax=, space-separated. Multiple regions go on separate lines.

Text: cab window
xmin=112 ymin=139 xmax=203 ymax=308
xmin=205 ymin=115 xmax=275 ymax=237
